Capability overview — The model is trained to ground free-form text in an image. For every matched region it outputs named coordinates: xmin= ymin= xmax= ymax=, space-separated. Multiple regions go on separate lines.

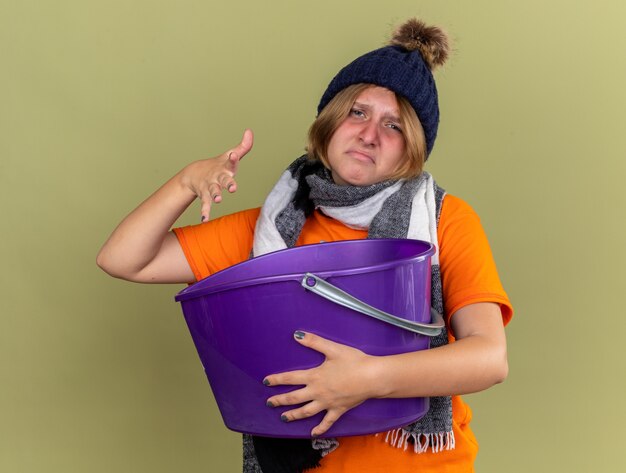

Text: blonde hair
xmin=307 ymin=84 xmax=427 ymax=180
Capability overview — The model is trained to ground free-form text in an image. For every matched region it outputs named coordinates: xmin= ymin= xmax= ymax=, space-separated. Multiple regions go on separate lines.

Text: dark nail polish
xmin=294 ymin=330 xmax=305 ymax=340
xmin=201 ymin=216 xmax=207 ymax=223
xmin=263 ymin=378 xmax=270 ymax=386
xmin=280 ymin=415 xmax=289 ymax=423
xmin=266 ymin=401 xmax=274 ymax=407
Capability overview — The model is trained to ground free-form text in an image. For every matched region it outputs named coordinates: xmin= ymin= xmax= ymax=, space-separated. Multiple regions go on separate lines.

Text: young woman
xmin=98 ymin=18 xmax=512 ymax=473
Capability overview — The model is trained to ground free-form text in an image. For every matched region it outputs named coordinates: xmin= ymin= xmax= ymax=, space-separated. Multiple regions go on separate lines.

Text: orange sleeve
xmin=437 ymin=195 xmax=513 ymax=327
xmin=172 ymin=208 xmax=261 ymax=281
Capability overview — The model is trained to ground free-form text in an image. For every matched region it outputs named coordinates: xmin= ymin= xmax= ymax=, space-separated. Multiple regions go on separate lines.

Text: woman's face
xmin=326 ymin=86 xmax=407 ymax=186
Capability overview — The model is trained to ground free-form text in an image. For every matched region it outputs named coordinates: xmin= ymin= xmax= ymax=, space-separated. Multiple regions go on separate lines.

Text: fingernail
xmin=280 ymin=415 xmax=289 ymax=423
xmin=228 ymin=184 xmax=234 ymax=191
xmin=294 ymin=331 xmax=305 ymax=340
xmin=311 ymin=431 xmax=319 ymax=438
xmin=263 ymin=378 xmax=270 ymax=386
xmin=266 ymin=400 xmax=274 ymax=407
xmin=201 ymin=216 xmax=207 ymax=223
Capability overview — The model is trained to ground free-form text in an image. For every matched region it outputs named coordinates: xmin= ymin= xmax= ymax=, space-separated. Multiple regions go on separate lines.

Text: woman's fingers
xmin=311 ymin=410 xmax=344 ymax=437
xmin=208 ymin=182 xmax=223 ymax=202
xmin=233 ymin=128 xmax=254 ymax=160
xmin=264 ymin=368 xmax=310 ymax=388
xmin=225 ymin=129 xmax=254 ymax=170
xmin=263 ymin=330 xmax=374 ymax=434
xmin=199 ymin=178 xmax=237 ymax=222
xmin=291 ymin=331 xmax=344 ymax=359
xmin=269 ymin=399 xmax=346 ymax=437
xmin=218 ymin=172 xmax=237 ymax=193
xmin=199 ymin=189 xmax=213 ymax=223
xmin=195 ymin=130 xmax=252 ymax=222
xmin=276 ymin=400 xmax=325 ymax=423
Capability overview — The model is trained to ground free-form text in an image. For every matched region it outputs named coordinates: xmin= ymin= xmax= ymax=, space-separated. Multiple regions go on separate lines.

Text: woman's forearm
xmin=371 ymin=332 xmax=508 ymax=399
xmin=371 ymin=302 xmax=508 ymax=399
xmin=264 ymin=303 xmax=508 ymax=436
xmin=96 ymin=129 xmax=254 ymax=282
xmin=96 ymin=169 xmax=196 ymax=280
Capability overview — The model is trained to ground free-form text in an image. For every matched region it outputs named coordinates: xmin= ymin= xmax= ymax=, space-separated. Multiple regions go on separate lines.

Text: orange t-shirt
xmin=173 ymin=194 xmax=513 ymax=473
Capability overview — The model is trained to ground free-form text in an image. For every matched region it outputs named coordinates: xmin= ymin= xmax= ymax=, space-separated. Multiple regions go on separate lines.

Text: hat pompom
xmin=390 ymin=18 xmax=450 ymax=70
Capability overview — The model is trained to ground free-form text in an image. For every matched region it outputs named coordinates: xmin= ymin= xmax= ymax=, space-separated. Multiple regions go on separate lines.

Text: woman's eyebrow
xmin=353 ymin=101 xmax=401 ymax=122
xmin=352 ymin=101 xmax=371 ymax=111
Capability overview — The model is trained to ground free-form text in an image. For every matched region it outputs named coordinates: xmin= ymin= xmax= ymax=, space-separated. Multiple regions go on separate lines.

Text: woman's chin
xmin=338 ymin=177 xmax=377 ymax=187
xmin=331 ymin=169 xmax=377 ymax=187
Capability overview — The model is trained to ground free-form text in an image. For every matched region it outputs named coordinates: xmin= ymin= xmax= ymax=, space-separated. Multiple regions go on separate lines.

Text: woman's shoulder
xmin=440 ymin=193 xmax=479 ymax=220
xmin=175 ymin=207 xmax=261 ymax=240
xmin=437 ymin=193 xmax=513 ymax=324
xmin=437 ymin=193 xmax=488 ymax=243
xmin=172 ymin=207 xmax=262 ymax=281
xmin=214 ymin=207 xmax=261 ymax=225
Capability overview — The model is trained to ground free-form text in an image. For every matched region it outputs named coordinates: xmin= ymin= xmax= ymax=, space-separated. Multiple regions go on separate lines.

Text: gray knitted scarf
xmin=243 ymin=155 xmax=453 ymax=473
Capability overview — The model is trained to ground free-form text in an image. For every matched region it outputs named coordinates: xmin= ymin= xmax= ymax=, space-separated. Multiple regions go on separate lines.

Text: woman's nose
xmin=358 ymin=120 xmax=379 ymax=146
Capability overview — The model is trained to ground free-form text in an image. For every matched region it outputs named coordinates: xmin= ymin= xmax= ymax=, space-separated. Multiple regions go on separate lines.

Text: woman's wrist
xmin=362 ymin=354 xmax=394 ymax=399
xmin=175 ymin=161 xmax=202 ymax=199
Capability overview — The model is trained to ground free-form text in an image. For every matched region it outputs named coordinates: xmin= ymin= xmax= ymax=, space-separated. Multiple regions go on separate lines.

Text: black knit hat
xmin=317 ymin=19 xmax=450 ymax=157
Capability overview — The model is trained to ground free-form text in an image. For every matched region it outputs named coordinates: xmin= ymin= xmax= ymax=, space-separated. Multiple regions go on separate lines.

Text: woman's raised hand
xmin=96 ymin=129 xmax=254 ymax=283
xmin=180 ymin=129 xmax=254 ymax=222
xmin=263 ymin=331 xmax=380 ymax=437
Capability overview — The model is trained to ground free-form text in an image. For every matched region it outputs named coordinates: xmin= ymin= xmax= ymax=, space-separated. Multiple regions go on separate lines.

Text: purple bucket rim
xmin=175 ymin=238 xmax=434 ymax=303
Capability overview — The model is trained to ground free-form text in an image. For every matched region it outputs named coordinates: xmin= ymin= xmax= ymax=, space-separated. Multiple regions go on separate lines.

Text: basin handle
xmin=301 ymin=273 xmax=444 ymax=337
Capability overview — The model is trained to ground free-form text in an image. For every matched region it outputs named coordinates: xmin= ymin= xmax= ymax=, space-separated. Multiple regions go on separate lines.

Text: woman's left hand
xmin=263 ymin=331 xmax=379 ymax=437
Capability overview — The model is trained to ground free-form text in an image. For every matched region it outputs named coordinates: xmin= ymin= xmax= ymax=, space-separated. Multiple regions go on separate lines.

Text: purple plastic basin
xmin=175 ymin=238 xmax=435 ymax=438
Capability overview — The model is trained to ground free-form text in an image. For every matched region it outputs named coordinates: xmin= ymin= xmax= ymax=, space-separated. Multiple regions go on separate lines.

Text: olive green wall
xmin=2 ymin=1 xmax=625 ymax=471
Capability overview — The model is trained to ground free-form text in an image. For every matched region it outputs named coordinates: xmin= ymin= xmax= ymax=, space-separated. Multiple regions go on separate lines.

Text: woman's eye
xmin=386 ymin=122 xmax=402 ymax=132
xmin=350 ymin=108 xmax=365 ymax=118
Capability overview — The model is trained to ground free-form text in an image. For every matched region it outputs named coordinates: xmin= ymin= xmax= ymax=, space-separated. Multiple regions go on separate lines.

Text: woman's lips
xmin=346 ymin=149 xmax=375 ymax=163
